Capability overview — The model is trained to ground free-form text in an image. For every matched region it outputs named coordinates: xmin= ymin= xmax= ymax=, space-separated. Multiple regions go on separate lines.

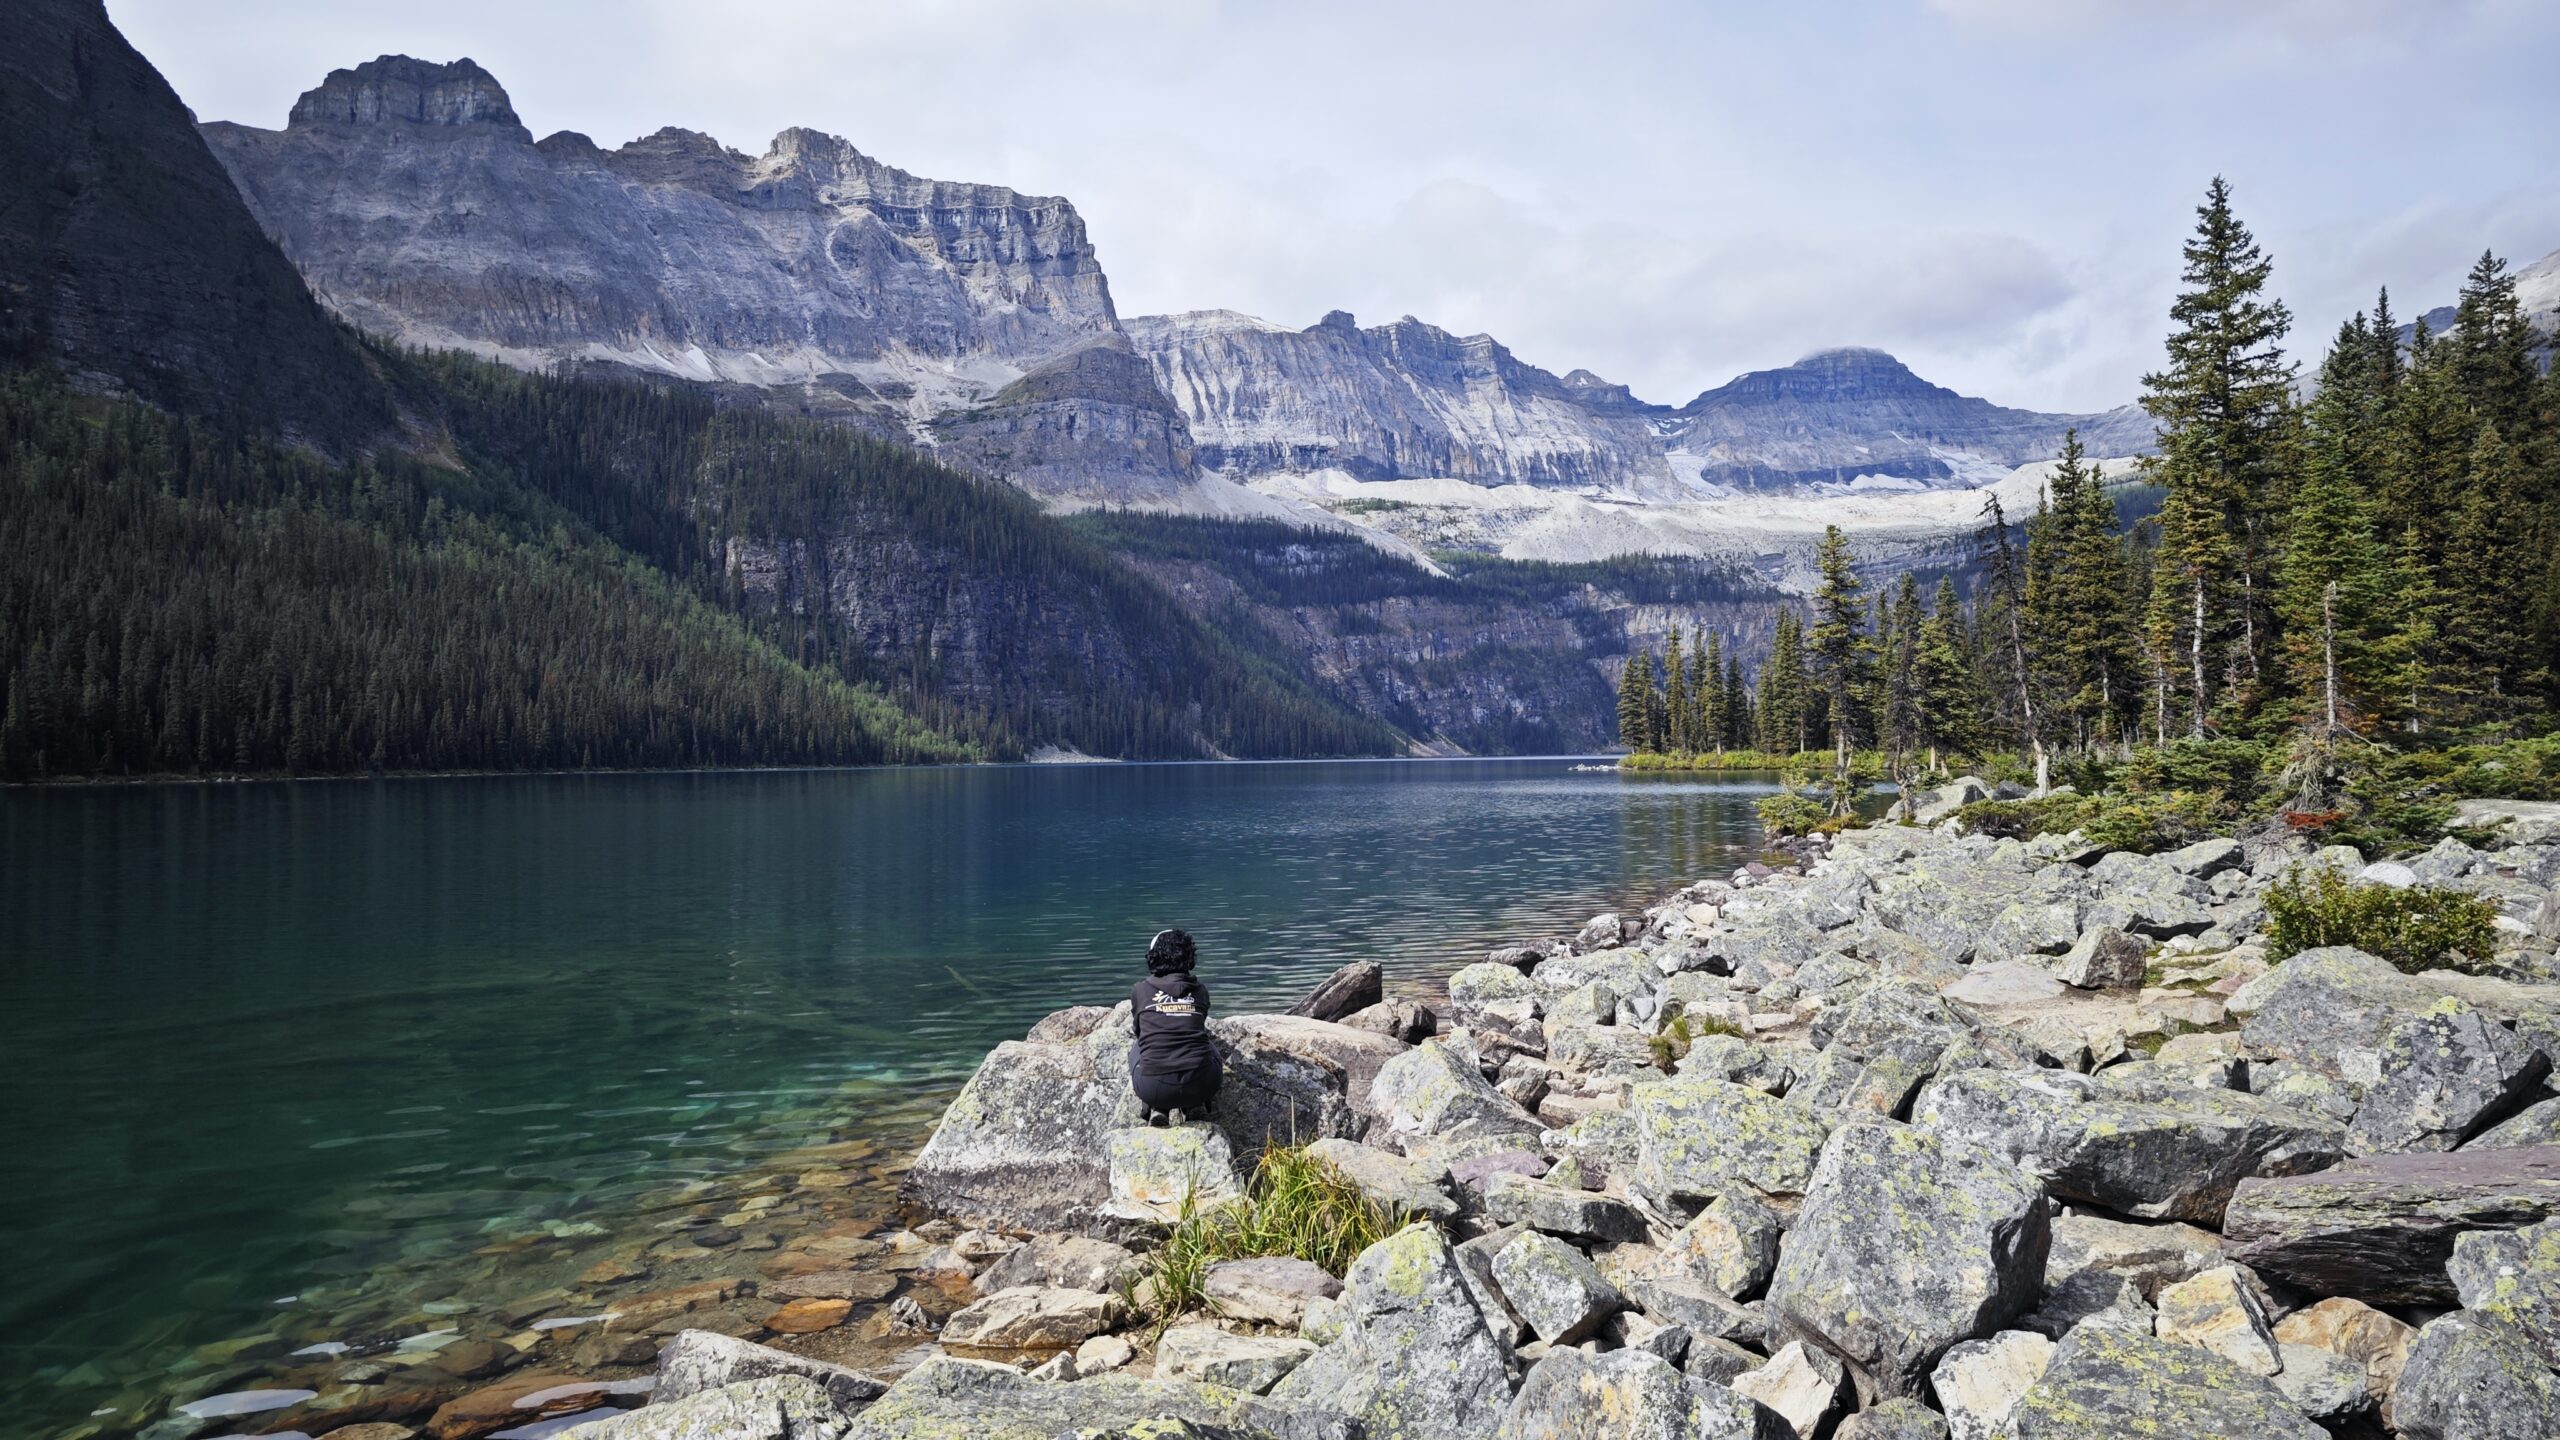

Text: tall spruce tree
xmin=1617 ymin=652 xmax=1653 ymax=752
xmin=1978 ymin=494 xmax=2048 ymax=788
xmin=1722 ymin=651 xmax=1748 ymax=751
xmin=2448 ymin=251 xmax=2542 ymax=447
xmin=1663 ymin=628 xmax=1688 ymax=753
xmin=1806 ymin=526 xmax=1869 ymax=810
xmin=2277 ymin=325 xmax=2394 ymax=734
xmin=1916 ymin=577 xmax=1978 ymax=768
xmin=2139 ymin=177 xmax=2297 ymax=732
xmin=1693 ymin=628 xmax=1718 ymax=753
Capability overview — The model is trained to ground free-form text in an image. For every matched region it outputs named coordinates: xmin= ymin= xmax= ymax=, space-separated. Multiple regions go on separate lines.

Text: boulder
xmin=936 ymin=1286 xmax=1121 ymax=1350
xmin=1304 ymin=1137 xmax=1458 ymax=1221
xmin=2269 ymin=1297 xmax=2414 ymax=1408
xmin=1626 ymin=1276 xmax=1766 ymax=1346
xmin=1628 ymin=1076 xmax=1833 ymax=1212
xmin=1104 ymin=1124 xmax=1244 ymax=1223
xmin=2221 ymin=1146 xmax=2560 ymax=1305
xmin=2152 ymin=1266 xmax=2279 ymax=1376
xmin=1676 ymin=1034 xmax=1800 ymax=1095
xmin=1482 ymin=1174 xmax=1647 ymax=1244
xmin=840 ymin=1355 xmax=1318 ymax=1440
xmin=904 ymin=1037 xmax=1126 ymax=1230
xmin=1534 ymin=947 xmax=1664 ymax=1001
xmin=1786 ymin=1048 xmax=1936 ymax=1121
xmin=1913 ymin=1067 xmax=2341 ymax=1225
xmin=2233 ymin=945 xmax=2560 ymax=1087
xmin=1343 ymin=999 xmax=1438 ymax=1043
xmin=2343 ymin=998 xmax=2549 ymax=1155
xmin=1450 ymin=962 xmax=1542 ymax=1022
xmin=1370 ymin=1040 xmax=1545 ymax=1150
xmin=2468 ymin=1094 xmax=2560 ymax=1149
xmin=2159 ymin=837 xmax=2244 ymax=879
xmin=1928 ymin=1330 xmax=2051 ymax=1440
xmin=650 ymin=1331 xmax=883 ymax=1412
xmin=1833 ymin=1399 xmax=1950 ymax=1439
xmin=1728 ymin=1341 xmax=1844 ymax=1438
xmin=1492 ymin=1230 xmax=1623 ymax=1344
xmin=1266 ymin=1223 xmax=1515 ymax=1440
xmin=1026 ymin=1005 xmax=1117 ymax=1044
xmin=1204 ymin=1256 xmax=1343 ymax=1329
xmin=559 ymin=1377 xmax=847 ymax=1440
xmin=2447 ymin=1215 xmax=2560 ymax=1366
xmin=2050 ymin=928 xmax=2145 ymax=990
xmin=974 ymin=1234 xmax=1137 ymax=1295
xmin=2268 ymin=1343 xmax=2370 ymax=1424
xmin=2014 ymin=1270 xmax=2153 ymax=1341
xmin=1916 ymin=776 xmax=1991 ymax=823
xmin=1209 ymin=1017 xmax=1375 ymax=1150
xmin=1810 ymin=982 xmax=2050 ymax=1070
xmin=2039 ymin=1213 xmax=2221 ymax=1301
xmin=1153 ymin=1325 xmax=1317 ymax=1394
xmin=1766 ymin=1122 xmax=2049 ymax=1404
xmin=1493 ymin=1348 xmax=1791 ymax=1440
xmin=2455 ymin=797 xmax=2560 ymax=845
xmin=1291 ymin=963 xmax=1386 ymax=1023
xmin=2390 ymin=1311 xmax=2560 ymax=1440
xmin=1544 ymin=1021 xmax=1661 ymax=1083
xmin=1939 ymin=962 xmax=2068 ymax=1008
xmin=2004 ymin=1325 xmax=2323 ymax=1440
xmin=1662 ymin=1191 xmax=1785 ymax=1301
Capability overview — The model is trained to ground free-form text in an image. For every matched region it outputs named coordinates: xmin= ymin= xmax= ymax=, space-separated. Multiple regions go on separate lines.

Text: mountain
xmin=1126 ymin=309 xmax=1679 ymax=494
xmin=1130 ymin=314 xmax=2152 ymax=501
xmin=1666 ymin=347 xmax=2156 ymax=491
xmin=0 ymin=0 xmax=387 ymax=447
xmin=200 ymin=56 xmax=1198 ymax=502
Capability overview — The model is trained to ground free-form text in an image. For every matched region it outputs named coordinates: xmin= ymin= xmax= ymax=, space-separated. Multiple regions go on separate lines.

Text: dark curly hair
xmin=1146 ymin=928 xmax=1198 ymax=977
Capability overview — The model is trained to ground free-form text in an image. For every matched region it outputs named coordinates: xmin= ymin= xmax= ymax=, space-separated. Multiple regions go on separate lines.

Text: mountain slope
xmin=1126 ymin=309 xmax=1678 ymax=493
xmin=1666 ymin=347 xmax=2156 ymax=491
xmin=199 ymin=56 xmax=1199 ymax=503
xmin=0 ymin=0 xmax=388 ymax=447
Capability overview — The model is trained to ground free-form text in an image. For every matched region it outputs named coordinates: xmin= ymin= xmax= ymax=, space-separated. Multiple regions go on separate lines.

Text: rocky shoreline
xmin=128 ymin=797 xmax=2560 ymax=1440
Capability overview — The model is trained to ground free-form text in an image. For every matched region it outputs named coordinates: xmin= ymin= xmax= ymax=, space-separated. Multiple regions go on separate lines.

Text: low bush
xmin=1755 ymin=790 xmax=1830 ymax=838
xmin=1950 ymin=788 xmax=2218 ymax=853
xmin=1136 ymin=1143 xmax=1407 ymax=1325
xmin=2263 ymin=865 xmax=2501 ymax=974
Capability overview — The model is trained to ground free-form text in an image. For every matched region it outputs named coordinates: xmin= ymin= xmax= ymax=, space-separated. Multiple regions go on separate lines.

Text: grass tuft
xmin=1134 ymin=1143 xmax=1411 ymax=1328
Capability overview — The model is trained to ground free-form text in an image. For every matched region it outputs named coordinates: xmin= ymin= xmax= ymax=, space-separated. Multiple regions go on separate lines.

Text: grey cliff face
xmin=1127 ymin=309 xmax=1679 ymax=492
xmin=201 ymin=56 xmax=1193 ymax=502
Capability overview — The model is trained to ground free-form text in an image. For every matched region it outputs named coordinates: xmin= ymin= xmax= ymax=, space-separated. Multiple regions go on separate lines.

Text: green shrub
xmin=2121 ymin=738 xmax=2270 ymax=801
xmin=1755 ymin=790 xmax=1829 ymax=838
xmin=1950 ymin=789 xmax=2216 ymax=853
xmin=1136 ymin=1143 xmax=1408 ymax=1325
xmin=2263 ymin=865 xmax=2501 ymax=974
xmin=1953 ymin=794 xmax=2085 ymax=841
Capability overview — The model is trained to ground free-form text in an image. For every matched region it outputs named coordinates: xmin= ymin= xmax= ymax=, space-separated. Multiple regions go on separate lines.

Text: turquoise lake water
xmin=0 ymin=758 xmax=1779 ymax=1431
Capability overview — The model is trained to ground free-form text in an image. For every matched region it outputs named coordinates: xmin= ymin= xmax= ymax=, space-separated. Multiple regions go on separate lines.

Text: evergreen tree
xmin=1691 ymin=627 xmax=1716 ymax=753
xmin=1916 ymin=577 xmax=1978 ymax=768
xmin=1806 ymin=526 xmax=1868 ymax=809
xmin=2448 ymin=251 xmax=2542 ymax=447
xmin=1663 ymin=628 xmax=1688 ymax=753
xmin=2031 ymin=430 xmax=2136 ymax=751
xmin=1722 ymin=650 xmax=1748 ymax=751
xmin=1756 ymin=608 xmax=1810 ymax=753
xmin=1977 ymin=494 xmax=2049 ymax=788
xmin=1617 ymin=652 xmax=1653 ymax=752
xmin=2276 ymin=347 xmax=2392 ymax=735
xmin=2139 ymin=177 xmax=2296 ymax=729
xmin=1882 ymin=573 xmax=1925 ymax=789
xmin=2444 ymin=426 xmax=2543 ymax=716
xmin=2378 ymin=523 xmax=2447 ymax=735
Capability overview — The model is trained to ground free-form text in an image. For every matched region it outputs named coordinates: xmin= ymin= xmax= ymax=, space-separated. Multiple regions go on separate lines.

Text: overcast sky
xmin=115 ymin=0 xmax=2560 ymax=413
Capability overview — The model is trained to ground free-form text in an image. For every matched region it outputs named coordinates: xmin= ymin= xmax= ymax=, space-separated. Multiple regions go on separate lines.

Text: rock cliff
xmin=201 ymin=56 xmax=1194 ymax=501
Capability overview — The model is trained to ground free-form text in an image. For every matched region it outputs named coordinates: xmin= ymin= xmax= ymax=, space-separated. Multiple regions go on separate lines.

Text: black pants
xmin=1131 ymin=1055 xmax=1221 ymax=1114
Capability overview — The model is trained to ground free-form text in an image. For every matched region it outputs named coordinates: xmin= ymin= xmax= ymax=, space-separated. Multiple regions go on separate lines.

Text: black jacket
xmin=1131 ymin=973 xmax=1216 ymax=1074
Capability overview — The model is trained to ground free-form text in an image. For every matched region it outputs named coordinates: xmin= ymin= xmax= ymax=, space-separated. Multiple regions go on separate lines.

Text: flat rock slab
xmin=1940 ymin=961 xmax=2068 ymax=1008
xmin=559 ymin=1377 xmax=844 ymax=1440
xmin=2222 ymin=1146 xmax=2560 ymax=1305
xmin=2005 ymin=1325 xmax=2323 ymax=1440
xmin=1304 ymin=1137 xmax=1458 ymax=1221
xmin=1203 ymin=1255 xmax=1341 ymax=1328
xmin=1482 ymin=1173 xmax=1647 ymax=1243
xmin=652 ymin=1331 xmax=884 ymax=1412
xmin=936 ymin=1285 xmax=1121 ymax=1350
xmin=841 ymin=1355 xmax=1305 ymax=1440
xmin=1154 ymin=1324 xmax=1318 ymax=1394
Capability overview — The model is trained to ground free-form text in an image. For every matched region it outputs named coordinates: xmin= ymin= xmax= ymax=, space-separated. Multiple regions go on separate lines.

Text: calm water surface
xmin=0 ymin=758 xmax=1776 ymax=1428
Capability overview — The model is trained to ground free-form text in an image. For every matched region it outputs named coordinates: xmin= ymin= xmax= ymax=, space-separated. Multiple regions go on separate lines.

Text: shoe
xmin=1147 ymin=1109 xmax=1169 ymax=1128
xmin=1167 ymin=1107 xmax=1187 ymax=1126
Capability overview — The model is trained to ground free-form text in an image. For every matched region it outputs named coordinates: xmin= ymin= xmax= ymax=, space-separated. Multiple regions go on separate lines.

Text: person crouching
xmin=1130 ymin=928 xmax=1221 ymax=1126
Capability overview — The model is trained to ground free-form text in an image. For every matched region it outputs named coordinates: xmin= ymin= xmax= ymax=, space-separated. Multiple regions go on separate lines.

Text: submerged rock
xmin=1766 ymin=1121 xmax=2049 ymax=1404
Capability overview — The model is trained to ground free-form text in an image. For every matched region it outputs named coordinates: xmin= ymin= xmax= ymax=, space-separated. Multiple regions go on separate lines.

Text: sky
xmin=114 ymin=0 xmax=2560 ymax=414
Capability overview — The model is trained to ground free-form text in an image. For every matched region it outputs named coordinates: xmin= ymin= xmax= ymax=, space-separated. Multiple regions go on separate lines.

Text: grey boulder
xmin=1491 ymin=1230 xmax=1623 ymax=1344
xmin=1291 ymin=962 xmax=1386 ymax=1022
xmin=1913 ymin=1067 xmax=2340 ymax=1225
xmin=2004 ymin=1325 xmax=2322 ymax=1440
xmin=651 ymin=1331 xmax=884 ymax=1412
xmin=1627 ymin=1075 xmax=1833 ymax=1212
xmin=2343 ymin=998 xmax=2549 ymax=1155
xmin=1493 ymin=1348 xmax=1790 ymax=1440
xmin=2222 ymin=1145 xmax=2560 ymax=1305
xmin=904 ymin=1037 xmax=1127 ymax=1230
xmin=2390 ymin=1311 xmax=2560 ymax=1440
xmin=562 ymin=1377 xmax=849 ymax=1440
xmin=1766 ymin=1121 xmax=2050 ymax=1404
xmin=1267 ymin=1223 xmax=1516 ymax=1440
xmin=1370 ymin=1040 xmax=1545 ymax=1151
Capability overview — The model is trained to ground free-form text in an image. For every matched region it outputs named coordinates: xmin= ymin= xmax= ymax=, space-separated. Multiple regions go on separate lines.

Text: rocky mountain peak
xmin=286 ymin=55 xmax=524 ymax=135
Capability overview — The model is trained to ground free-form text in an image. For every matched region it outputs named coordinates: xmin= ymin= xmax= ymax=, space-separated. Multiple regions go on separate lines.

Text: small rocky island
xmin=209 ymin=795 xmax=2560 ymax=1440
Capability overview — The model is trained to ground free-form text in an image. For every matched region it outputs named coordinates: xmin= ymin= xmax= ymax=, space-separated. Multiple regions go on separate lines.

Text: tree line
xmin=1619 ymin=178 xmax=2559 ymax=802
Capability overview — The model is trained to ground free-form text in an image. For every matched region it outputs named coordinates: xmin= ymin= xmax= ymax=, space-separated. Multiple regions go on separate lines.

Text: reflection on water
xmin=0 ymin=758 xmax=1775 ymax=1434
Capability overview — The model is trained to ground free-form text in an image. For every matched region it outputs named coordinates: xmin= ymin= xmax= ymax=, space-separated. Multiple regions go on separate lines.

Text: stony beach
xmin=112 ymin=792 xmax=2560 ymax=1440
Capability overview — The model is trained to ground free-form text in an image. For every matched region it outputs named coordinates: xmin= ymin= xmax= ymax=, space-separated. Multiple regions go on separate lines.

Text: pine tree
xmin=2444 ymin=426 xmax=2542 ymax=715
xmin=1663 ymin=628 xmax=1688 ymax=754
xmin=1806 ymin=526 xmax=1868 ymax=809
xmin=1616 ymin=652 xmax=1653 ymax=752
xmin=1916 ymin=577 xmax=1978 ymax=768
xmin=1882 ymin=573 xmax=1925 ymax=789
xmin=1978 ymin=494 xmax=2049 ymax=788
xmin=2448 ymin=251 xmax=2542 ymax=447
xmin=2139 ymin=177 xmax=2296 ymax=730
xmin=2377 ymin=524 xmax=2446 ymax=736
xmin=1722 ymin=650 xmax=1747 ymax=751
xmin=2276 ymin=352 xmax=2391 ymax=735
xmin=1757 ymin=609 xmax=1810 ymax=753
xmin=1690 ymin=627 xmax=1715 ymax=754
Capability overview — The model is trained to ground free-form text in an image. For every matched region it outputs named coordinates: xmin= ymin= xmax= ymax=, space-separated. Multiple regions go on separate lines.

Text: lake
xmin=0 ymin=758 xmax=1780 ymax=1434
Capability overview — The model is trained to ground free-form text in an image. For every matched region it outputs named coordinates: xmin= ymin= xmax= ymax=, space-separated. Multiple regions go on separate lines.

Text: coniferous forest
xmin=1618 ymin=179 xmax=2560 ymax=839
